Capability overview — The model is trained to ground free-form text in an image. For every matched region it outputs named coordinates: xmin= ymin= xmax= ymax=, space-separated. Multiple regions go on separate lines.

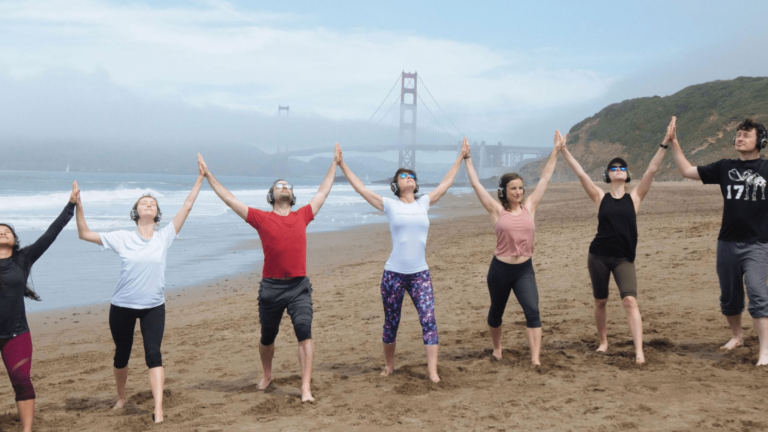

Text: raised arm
xmin=198 ymin=153 xmax=249 ymax=220
xmin=308 ymin=145 xmax=340 ymax=216
xmin=464 ymin=139 xmax=502 ymax=220
xmin=667 ymin=116 xmax=701 ymax=180
xmin=560 ymin=140 xmax=604 ymax=206
xmin=427 ymin=139 xmax=470 ymax=206
xmin=337 ymin=145 xmax=384 ymax=212
xmin=75 ymin=181 xmax=103 ymax=245
xmin=26 ymin=181 xmax=78 ymax=262
xmin=171 ymin=161 xmax=205 ymax=234
xmin=630 ymin=118 xmax=673 ymax=207
xmin=524 ymin=131 xmax=563 ymax=214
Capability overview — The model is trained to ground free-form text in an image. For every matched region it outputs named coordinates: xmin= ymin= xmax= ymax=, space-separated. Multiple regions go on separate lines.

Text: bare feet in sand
xmin=720 ymin=337 xmax=742 ymax=351
xmin=113 ymin=399 xmax=125 ymax=410
xmin=492 ymin=348 xmax=502 ymax=361
xmin=596 ymin=342 xmax=608 ymax=353
xmin=636 ymin=355 xmax=645 ymax=364
xmin=380 ymin=366 xmax=394 ymax=377
xmin=429 ymin=373 xmax=440 ymax=383
xmin=301 ymin=387 xmax=315 ymax=402
xmin=153 ymin=411 xmax=163 ymax=423
xmin=258 ymin=376 xmax=272 ymax=390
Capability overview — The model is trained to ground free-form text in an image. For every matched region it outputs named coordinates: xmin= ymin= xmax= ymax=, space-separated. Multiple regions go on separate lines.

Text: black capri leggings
xmin=486 ymin=257 xmax=541 ymax=328
xmin=109 ymin=303 xmax=165 ymax=369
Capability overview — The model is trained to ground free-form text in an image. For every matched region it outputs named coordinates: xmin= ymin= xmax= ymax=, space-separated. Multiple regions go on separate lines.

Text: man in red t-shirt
xmin=198 ymin=146 xmax=340 ymax=402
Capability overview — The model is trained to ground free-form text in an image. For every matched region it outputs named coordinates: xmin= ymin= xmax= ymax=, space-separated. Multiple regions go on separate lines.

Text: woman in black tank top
xmin=559 ymin=117 xmax=676 ymax=364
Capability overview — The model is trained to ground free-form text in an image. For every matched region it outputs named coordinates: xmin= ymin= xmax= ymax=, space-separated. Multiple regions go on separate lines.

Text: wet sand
xmin=2 ymin=182 xmax=768 ymax=432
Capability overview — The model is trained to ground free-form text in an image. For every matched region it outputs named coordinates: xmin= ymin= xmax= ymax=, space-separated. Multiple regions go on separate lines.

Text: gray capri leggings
xmin=258 ymin=277 xmax=314 ymax=345
xmin=587 ymin=253 xmax=637 ymax=300
xmin=716 ymin=241 xmax=768 ymax=318
xmin=486 ymin=257 xmax=541 ymax=328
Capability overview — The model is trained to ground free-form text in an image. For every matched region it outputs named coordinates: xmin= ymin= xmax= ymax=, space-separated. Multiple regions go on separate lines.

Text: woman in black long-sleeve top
xmin=0 ymin=181 xmax=78 ymax=432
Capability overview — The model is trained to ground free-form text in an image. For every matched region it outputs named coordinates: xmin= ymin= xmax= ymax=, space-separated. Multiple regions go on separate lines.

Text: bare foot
xmin=153 ymin=411 xmax=163 ymax=423
xmin=492 ymin=348 xmax=502 ymax=361
xmin=720 ymin=337 xmax=742 ymax=350
xmin=636 ymin=354 xmax=645 ymax=364
xmin=258 ymin=376 xmax=272 ymax=390
xmin=301 ymin=387 xmax=315 ymax=402
xmin=429 ymin=374 xmax=440 ymax=383
xmin=757 ymin=348 xmax=768 ymax=366
xmin=113 ymin=399 xmax=125 ymax=410
xmin=596 ymin=342 xmax=608 ymax=353
xmin=532 ymin=360 xmax=541 ymax=366
xmin=380 ymin=366 xmax=394 ymax=377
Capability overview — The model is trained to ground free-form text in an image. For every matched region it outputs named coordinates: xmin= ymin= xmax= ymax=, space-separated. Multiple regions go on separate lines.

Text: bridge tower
xmin=278 ymin=105 xmax=290 ymax=117
xmin=398 ymin=72 xmax=417 ymax=170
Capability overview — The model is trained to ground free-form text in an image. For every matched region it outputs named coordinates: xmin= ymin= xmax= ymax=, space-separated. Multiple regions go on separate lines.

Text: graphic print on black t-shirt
xmin=726 ymin=169 xmax=767 ymax=201
xmin=698 ymin=158 xmax=768 ymax=243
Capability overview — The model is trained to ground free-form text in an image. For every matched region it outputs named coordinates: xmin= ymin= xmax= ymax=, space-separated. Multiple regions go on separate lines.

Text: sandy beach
xmin=2 ymin=182 xmax=768 ymax=432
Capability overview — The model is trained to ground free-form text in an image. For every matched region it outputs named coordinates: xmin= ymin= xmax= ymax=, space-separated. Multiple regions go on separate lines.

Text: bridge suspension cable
xmin=368 ymin=74 xmax=402 ymax=123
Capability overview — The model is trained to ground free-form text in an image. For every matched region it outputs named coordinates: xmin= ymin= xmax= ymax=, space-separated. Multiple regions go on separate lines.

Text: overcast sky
xmin=1 ymin=0 xmax=767 ymax=157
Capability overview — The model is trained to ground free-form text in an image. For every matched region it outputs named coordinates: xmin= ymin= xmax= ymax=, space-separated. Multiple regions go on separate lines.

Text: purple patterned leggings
xmin=380 ymin=269 xmax=439 ymax=345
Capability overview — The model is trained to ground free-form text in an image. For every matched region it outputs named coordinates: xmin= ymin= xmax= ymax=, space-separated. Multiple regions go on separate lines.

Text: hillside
xmin=520 ymin=76 xmax=768 ymax=183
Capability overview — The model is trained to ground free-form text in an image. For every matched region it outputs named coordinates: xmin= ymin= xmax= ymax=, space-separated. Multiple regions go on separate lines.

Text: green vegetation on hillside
xmin=521 ymin=76 xmax=768 ymax=183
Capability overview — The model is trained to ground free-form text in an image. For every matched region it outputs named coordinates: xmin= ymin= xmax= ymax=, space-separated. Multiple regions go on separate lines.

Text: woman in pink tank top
xmin=463 ymin=131 xmax=564 ymax=365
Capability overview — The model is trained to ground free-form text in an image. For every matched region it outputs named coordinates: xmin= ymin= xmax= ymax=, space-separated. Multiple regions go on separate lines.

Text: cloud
xmin=0 ymin=0 xmax=618 ymax=141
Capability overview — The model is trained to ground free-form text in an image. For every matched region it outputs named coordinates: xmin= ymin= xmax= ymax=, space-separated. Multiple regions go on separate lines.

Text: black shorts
xmin=258 ymin=277 xmax=314 ymax=345
xmin=587 ymin=253 xmax=637 ymax=300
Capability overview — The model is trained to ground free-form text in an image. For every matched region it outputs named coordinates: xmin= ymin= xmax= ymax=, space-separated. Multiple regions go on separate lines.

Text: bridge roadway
xmin=281 ymin=144 xmax=548 ymax=157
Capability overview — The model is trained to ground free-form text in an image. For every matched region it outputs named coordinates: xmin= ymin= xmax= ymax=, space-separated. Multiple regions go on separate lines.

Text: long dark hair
xmin=0 ymin=243 xmax=42 ymax=301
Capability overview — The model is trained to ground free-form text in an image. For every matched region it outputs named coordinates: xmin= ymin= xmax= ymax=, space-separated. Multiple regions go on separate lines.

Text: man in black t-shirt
xmin=670 ymin=117 xmax=768 ymax=366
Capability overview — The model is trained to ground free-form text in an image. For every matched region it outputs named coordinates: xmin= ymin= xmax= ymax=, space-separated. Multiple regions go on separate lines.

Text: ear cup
xmin=390 ymin=182 xmax=399 ymax=196
xmin=414 ymin=182 xmax=419 ymax=194
xmin=130 ymin=206 xmax=139 ymax=222
xmin=603 ymin=171 xmax=610 ymax=183
xmin=291 ymin=194 xmax=297 ymax=206
xmin=625 ymin=174 xmax=631 ymax=183
xmin=155 ymin=209 xmax=162 ymax=223
xmin=497 ymin=179 xmax=506 ymax=199
xmin=266 ymin=191 xmax=275 ymax=205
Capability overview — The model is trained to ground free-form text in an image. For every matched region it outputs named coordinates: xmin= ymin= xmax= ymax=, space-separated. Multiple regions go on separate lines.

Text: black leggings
xmin=109 ymin=304 xmax=165 ymax=369
xmin=486 ymin=257 xmax=541 ymax=328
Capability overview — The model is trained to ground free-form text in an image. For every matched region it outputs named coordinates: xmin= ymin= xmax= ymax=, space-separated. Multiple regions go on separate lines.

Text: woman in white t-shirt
xmin=337 ymin=139 xmax=469 ymax=383
xmin=73 ymin=163 xmax=204 ymax=424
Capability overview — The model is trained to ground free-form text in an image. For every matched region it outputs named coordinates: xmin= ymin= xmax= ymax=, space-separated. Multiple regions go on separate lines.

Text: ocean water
xmin=0 ymin=170 xmax=397 ymax=312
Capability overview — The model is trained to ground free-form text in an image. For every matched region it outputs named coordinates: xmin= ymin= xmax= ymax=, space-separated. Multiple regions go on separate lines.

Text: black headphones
xmin=391 ymin=174 xmax=419 ymax=196
xmin=130 ymin=197 xmax=162 ymax=223
xmin=733 ymin=126 xmax=768 ymax=150
xmin=0 ymin=223 xmax=20 ymax=247
xmin=267 ymin=182 xmax=297 ymax=206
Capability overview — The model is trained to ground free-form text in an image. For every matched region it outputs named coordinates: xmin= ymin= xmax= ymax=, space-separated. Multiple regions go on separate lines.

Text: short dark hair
xmin=498 ymin=173 xmax=524 ymax=211
xmin=737 ymin=118 xmax=768 ymax=150
xmin=391 ymin=169 xmax=418 ymax=197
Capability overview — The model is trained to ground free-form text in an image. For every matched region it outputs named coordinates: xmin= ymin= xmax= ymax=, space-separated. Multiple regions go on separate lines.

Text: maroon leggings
xmin=0 ymin=332 xmax=35 ymax=401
